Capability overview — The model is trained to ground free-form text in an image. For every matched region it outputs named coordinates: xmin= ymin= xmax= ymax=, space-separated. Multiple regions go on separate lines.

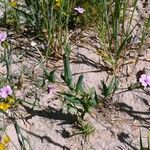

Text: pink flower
xmin=74 ymin=7 xmax=85 ymax=14
xmin=0 ymin=31 xmax=7 ymax=42
xmin=0 ymin=91 xmax=7 ymax=99
xmin=0 ymin=85 xmax=12 ymax=98
xmin=139 ymin=74 xmax=150 ymax=87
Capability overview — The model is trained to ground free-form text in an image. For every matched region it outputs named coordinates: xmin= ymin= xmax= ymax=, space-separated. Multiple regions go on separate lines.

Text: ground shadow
xmin=117 ymin=132 xmax=138 ymax=150
xmin=22 ymin=128 xmax=70 ymax=150
xmin=116 ymin=102 xmax=150 ymax=126
xmin=21 ymin=103 xmax=77 ymax=125
xmin=71 ymin=53 xmax=113 ymax=73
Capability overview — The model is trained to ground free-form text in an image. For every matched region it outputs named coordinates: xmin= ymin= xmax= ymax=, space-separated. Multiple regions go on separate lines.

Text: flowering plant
xmin=0 ymin=135 xmax=11 ymax=150
xmin=0 ymin=31 xmax=7 ymax=43
xmin=0 ymin=85 xmax=12 ymax=99
xmin=0 ymin=85 xmax=15 ymax=111
xmin=139 ymin=74 xmax=150 ymax=87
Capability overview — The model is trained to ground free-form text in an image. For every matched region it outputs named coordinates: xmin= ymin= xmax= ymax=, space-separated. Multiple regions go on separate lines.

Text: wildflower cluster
xmin=0 ymin=85 xmax=15 ymax=111
xmin=0 ymin=135 xmax=11 ymax=150
xmin=139 ymin=74 xmax=150 ymax=87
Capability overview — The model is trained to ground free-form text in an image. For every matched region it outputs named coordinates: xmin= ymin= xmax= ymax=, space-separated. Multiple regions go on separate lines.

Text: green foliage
xmin=1 ymin=41 xmax=13 ymax=84
xmin=76 ymin=74 xmax=84 ymax=93
xmin=64 ymin=43 xmax=72 ymax=57
xmin=61 ymin=55 xmax=73 ymax=89
xmin=101 ymin=76 xmax=119 ymax=98
xmin=77 ymin=119 xmax=95 ymax=136
xmin=44 ymin=70 xmax=56 ymax=83
xmin=0 ymin=0 xmax=148 ymax=60
xmin=61 ymin=54 xmax=98 ymax=120
xmin=13 ymin=119 xmax=27 ymax=150
xmin=0 ymin=0 xmax=73 ymax=56
xmin=60 ymin=53 xmax=98 ymax=136
xmin=96 ymin=0 xmax=146 ymax=70
xmin=13 ymin=118 xmax=33 ymax=150
xmin=62 ymin=88 xmax=98 ymax=120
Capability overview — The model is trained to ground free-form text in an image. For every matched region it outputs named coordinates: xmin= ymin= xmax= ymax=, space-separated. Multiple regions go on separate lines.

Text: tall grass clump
xmin=96 ymin=0 xmax=149 ymax=72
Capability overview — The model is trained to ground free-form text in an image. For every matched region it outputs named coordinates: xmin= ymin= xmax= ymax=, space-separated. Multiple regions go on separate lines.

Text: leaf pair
xmin=44 ymin=70 xmax=55 ymax=83
xmin=101 ymin=76 xmax=119 ymax=98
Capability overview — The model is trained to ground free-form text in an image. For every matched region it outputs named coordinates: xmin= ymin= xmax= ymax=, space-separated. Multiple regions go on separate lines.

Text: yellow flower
xmin=9 ymin=0 xmax=17 ymax=7
xmin=55 ymin=0 xmax=61 ymax=7
xmin=6 ymin=96 xmax=15 ymax=104
xmin=0 ymin=102 xmax=10 ymax=111
xmin=0 ymin=143 xmax=5 ymax=150
xmin=3 ymin=136 xmax=10 ymax=144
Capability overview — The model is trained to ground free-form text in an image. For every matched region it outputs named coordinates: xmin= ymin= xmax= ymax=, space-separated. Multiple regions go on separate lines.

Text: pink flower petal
xmin=0 ymin=91 xmax=7 ymax=98
xmin=147 ymin=75 xmax=150 ymax=86
xmin=141 ymin=82 xmax=147 ymax=87
xmin=5 ymin=85 xmax=13 ymax=95
xmin=0 ymin=31 xmax=7 ymax=42
xmin=0 ymin=85 xmax=12 ymax=98
xmin=139 ymin=74 xmax=150 ymax=87
xmin=74 ymin=7 xmax=85 ymax=14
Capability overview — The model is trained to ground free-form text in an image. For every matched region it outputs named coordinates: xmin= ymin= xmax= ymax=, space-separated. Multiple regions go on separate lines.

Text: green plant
xmin=44 ymin=70 xmax=56 ymax=83
xmin=0 ymin=0 xmax=74 ymax=57
xmin=2 ymin=41 xmax=12 ymax=84
xmin=62 ymin=87 xmax=98 ymax=120
xmin=59 ymin=52 xmax=98 ymax=137
xmin=0 ymin=31 xmax=32 ymax=150
xmin=101 ymin=76 xmax=119 ymax=99
xmin=96 ymin=0 xmax=148 ymax=71
xmin=76 ymin=118 xmax=95 ymax=137
xmin=0 ymin=31 xmax=13 ymax=85
xmin=0 ymin=0 xmax=19 ymax=30
xmin=141 ymin=16 xmax=150 ymax=46
xmin=60 ymin=51 xmax=98 ymax=120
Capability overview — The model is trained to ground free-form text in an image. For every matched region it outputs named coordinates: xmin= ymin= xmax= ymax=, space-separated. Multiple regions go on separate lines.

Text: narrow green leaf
xmin=116 ymin=35 xmax=132 ymax=60
xmin=64 ymin=43 xmax=72 ymax=57
xmin=61 ymin=73 xmax=65 ymax=81
xmin=89 ymin=98 xmax=97 ymax=107
xmin=63 ymin=55 xmax=72 ymax=88
xmin=107 ymin=77 xmax=116 ymax=96
xmin=101 ymin=81 xmax=108 ymax=97
xmin=94 ymin=90 xmax=99 ymax=105
xmin=76 ymin=74 xmax=84 ymax=93
xmin=114 ymin=78 xmax=119 ymax=91
xmin=13 ymin=7 xmax=34 ymax=21
xmin=2 ymin=41 xmax=9 ymax=49
xmin=13 ymin=120 xmax=26 ymax=150
xmin=63 ymin=93 xmax=81 ymax=105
